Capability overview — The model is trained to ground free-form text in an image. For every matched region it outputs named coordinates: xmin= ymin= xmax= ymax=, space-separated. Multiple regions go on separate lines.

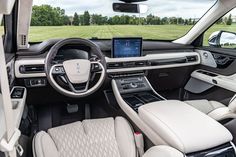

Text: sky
xmin=33 ymin=0 xmax=217 ymax=18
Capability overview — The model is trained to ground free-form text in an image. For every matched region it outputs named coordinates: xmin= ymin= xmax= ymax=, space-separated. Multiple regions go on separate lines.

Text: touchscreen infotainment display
xmin=112 ymin=38 xmax=142 ymax=58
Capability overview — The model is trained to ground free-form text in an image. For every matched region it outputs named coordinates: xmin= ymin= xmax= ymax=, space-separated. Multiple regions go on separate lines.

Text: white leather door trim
xmin=196 ymin=50 xmax=217 ymax=68
xmin=191 ymin=70 xmax=236 ymax=92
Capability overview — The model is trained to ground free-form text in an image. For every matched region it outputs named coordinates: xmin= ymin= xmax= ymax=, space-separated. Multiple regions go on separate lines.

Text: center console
xmin=111 ymin=74 xmax=235 ymax=157
xmin=114 ymin=76 xmax=165 ymax=111
xmin=109 ymin=37 xmax=235 ymax=156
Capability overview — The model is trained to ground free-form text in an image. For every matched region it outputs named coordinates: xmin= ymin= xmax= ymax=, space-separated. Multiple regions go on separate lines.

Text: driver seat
xmin=33 ymin=117 xmax=137 ymax=157
xmin=33 ymin=116 xmax=185 ymax=157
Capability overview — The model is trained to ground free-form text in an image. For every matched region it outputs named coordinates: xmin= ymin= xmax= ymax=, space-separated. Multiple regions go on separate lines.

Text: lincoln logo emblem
xmin=76 ymin=63 xmax=80 ymax=73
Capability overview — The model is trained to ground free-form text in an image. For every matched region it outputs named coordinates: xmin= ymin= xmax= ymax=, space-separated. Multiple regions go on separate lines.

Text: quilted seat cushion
xmin=33 ymin=117 xmax=136 ymax=157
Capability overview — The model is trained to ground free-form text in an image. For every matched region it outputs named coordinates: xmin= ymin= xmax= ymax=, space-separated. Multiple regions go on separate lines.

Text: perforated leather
xmin=33 ymin=117 xmax=136 ymax=157
xmin=185 ymin=100 xmax=236 ymax=121
xmin=185 ymin=100 xmax=225 ymax=114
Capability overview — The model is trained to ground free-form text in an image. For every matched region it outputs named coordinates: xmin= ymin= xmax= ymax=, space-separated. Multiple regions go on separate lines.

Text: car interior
xmin=1 ymin=0 xmax=236 ymax=157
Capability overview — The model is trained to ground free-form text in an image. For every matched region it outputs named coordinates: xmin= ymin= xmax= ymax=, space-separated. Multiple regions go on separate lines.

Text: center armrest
xmin=143 ymin=146 xmax=184 ymax=157
xmin=138 ymin=100 xmax=233 ymax=153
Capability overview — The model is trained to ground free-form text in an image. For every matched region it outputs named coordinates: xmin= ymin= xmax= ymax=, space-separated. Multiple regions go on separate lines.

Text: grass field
xmin=27 ymin=25 xmax=193 ymax=41
xmin=1 ymin=24 xmax=236 ymax=45
xmin=0 ymin=26 xmax=3 ymax=36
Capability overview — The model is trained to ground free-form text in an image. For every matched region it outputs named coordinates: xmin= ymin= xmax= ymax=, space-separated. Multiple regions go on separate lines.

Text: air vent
xmin=19 ymin=65 xmax=45 ymax=74
xmin=107 ymin=63 xmax=122 ymax=69
xmin=186 ymin=55 xmax=198 ymax=62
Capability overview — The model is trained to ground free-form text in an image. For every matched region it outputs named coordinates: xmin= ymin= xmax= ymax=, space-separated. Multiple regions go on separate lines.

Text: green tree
xmin=63 ymin=15 xmax=70 ymax=25
xmin=112 ymin=16 xmax=120 ymax=25
xmin=91 ymin=14 xmax=106 ymax=25
xmin=169 ymin=17 xmax=177 ymax=24
xmin=80 ymin=15 xmax=84 ymax=25
xmin=188 ymin=18 xmax=192 ymax=25
xmin=107 ymin=17 xmax=113 ymax=25
xmin=73 ymin=12 xmax=80 ymax=25
xmin=31 ymin=5 xmax=66 ymax=26
xmin=83 ymin=11 xmax=90 ymax=25
xmin=120 ymin=15 xmax=130 ymax=24
xmin=102 ymin=16 xmax=108 ymax=25
xmin=147 ymin=14 xmax=154 ymax=25
xmin=161 ymin=17 xmax=168 ymax=25
xmin=226 ymin=14 xmax=232 ymax=25
xmin=177 ymin=18 xmax=184 ymax=25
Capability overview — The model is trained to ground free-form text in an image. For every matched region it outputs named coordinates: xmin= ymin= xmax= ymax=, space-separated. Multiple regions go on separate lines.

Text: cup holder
xmin=122 ymin=91 xmax=163 ymax=111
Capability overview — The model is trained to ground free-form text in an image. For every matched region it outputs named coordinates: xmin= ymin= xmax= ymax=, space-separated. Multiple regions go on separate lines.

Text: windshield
xmin=29 ymin=0 xmax=216 ymax=42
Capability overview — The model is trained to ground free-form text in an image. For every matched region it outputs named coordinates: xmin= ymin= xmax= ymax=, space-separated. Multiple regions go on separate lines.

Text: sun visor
xmin=0 ymin=0 xmax=15 ymax=14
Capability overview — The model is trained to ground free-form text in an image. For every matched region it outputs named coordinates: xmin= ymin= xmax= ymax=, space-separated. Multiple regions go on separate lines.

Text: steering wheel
xmin=45 ymin=38 xmax=107 ymax=98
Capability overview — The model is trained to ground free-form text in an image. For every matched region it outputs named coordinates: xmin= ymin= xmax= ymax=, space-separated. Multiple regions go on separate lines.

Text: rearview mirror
xmin=113 ymin=3 xmax=148 ymax=14
xmin=208 ymin=31 xmax=236 ymax=48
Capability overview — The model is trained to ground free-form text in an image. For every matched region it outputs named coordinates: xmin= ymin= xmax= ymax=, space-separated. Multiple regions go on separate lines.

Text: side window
xmin=203 ymin=8 xmax=236 ymax=49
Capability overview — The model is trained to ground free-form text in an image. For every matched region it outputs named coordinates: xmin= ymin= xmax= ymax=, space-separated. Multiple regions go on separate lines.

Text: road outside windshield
xmin=26 ymin=0 xmax=216 ymax=42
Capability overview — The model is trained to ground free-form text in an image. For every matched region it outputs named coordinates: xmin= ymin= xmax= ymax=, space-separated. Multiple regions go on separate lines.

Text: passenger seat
xmin=185 ymin=95 xmax=236 ymax=121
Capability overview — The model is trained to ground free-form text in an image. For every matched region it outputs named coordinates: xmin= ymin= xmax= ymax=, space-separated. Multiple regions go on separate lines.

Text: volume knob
xmin=130 ymin=83 xmax=138 ymax=88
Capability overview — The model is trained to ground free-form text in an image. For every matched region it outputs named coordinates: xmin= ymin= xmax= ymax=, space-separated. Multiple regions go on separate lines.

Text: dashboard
xmin=14 ymin=39 xmax=201 ymax=81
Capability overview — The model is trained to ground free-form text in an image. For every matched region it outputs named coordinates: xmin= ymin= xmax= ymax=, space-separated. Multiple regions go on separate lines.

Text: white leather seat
xmin=185 ymin=99 xmax=236 ymax=121
xmin=33 ymin=117 xmax=137 ymax=157
xmin=33 ymin=116 xmax=185 ymax=157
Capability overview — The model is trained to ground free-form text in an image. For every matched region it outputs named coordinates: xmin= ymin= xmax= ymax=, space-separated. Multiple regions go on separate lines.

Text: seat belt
xmin=0 ymin=15 xmax=20 ymax=157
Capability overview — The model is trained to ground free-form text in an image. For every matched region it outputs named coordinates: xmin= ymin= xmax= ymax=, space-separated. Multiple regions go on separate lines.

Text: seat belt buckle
xmin=134 ymin=132 xmax=144 ymax=157
xmin=16 ymin=143 xmax=24 ymax=156
xmin=0 ymin=129 xmax=21 ymax=152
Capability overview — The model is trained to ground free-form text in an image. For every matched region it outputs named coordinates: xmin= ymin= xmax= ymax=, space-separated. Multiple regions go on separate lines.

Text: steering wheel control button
xmin=53 ymin=66 xmax=65 ymax=74
xmin=91 ymin=63 xmax=102 ymax=72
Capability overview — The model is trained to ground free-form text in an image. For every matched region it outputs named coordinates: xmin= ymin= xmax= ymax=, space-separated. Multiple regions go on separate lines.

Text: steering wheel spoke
xmin=53 ymin=65 xmax=90 ymax=93
xmin=51 ymin=65 xmax=66 ymax=75
xmin=91 ymin=62 xmax=103 ymax=73
xmin=67 ymin=78 xmax=89 ymax=93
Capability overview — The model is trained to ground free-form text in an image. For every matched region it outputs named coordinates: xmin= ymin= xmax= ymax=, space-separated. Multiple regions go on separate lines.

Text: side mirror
xmin=208 ymin=31 xmax=221 ymax=47
xmin=208 ymin=31 xmax=236 ymax=48
xmin=113 ymin=3 xmax=148 ymax=14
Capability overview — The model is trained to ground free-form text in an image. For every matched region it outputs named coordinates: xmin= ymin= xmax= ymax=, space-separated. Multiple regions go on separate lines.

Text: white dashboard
xmin=106 ymin=52 xmax=200 ymax=73
xmin=14 ymin=51 xmax=200 ymax=78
